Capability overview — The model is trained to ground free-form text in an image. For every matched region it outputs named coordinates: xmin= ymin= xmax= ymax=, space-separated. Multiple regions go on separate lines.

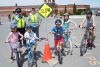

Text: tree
xmin=44 ymin=0 xmax=46 ymax=3
xmin=15 ymin=3 xmax=18 ymax=7
xmin=73 ymin=3 xmax=77 ymax=14
xmin=64 ymin=6 xmax=67 ymax=13
xmin=86 ymin=7 xmax=91 ymax=11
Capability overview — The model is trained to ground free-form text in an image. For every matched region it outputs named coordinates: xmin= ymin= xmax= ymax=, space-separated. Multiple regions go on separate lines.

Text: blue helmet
xmin=10 ymin=23 xmax=17 ymax=28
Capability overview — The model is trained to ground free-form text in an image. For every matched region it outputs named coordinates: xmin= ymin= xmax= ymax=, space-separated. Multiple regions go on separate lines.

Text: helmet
xmin=29 ymin=40 xmax=35 ymax=45
xmin=63 ymin=13 xmax=69 ymax=16
xmin=26 ymin=24 xmax=33 ymax=29
xmin=55 ymin=19 xmax=62 ymax=24
xmin=86 ymin=10 xmax=92 ymax=15
xmin=10 ymin=24 xmax=17 ymax=28
xmin=15 ymin=8 xmax=22 ymax=13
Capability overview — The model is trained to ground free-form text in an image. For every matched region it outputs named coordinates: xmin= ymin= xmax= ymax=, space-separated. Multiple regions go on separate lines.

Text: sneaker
xmin=92 ymin=43 xmax=96 ymax=48
xmin=61 ymin=49 xmax=66 ymax=56
xmin=54 ymin=51 xmax=57 ymax=56
xmin=62 ymin=52 xmax=66 ymax=56
xmin=9 ymin=59 xmax=13 ymax=63
xmin=93 ymin=45 xmax=96 ymax=48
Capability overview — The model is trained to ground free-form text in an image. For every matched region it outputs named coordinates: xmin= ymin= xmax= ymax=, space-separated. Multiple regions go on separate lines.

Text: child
xmin=24 ymin=24 xmax=39 ymax=57
xmin=79 ymin=11 xmax=96 ymax=48
xmin=62 ymin=13 xmax=77 ymax=30
xmin=50 ymin=19 xmax=65 ymax=56
xmin=6 ymin=24 xmax=23 ymax=63
xmin=62 ymin=13 xmax=77 ymax=45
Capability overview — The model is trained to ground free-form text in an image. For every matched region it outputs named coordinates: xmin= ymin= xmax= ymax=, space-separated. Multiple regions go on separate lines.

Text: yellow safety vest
xmin=29 ymin=13 xmax=39 ymax=23
xmin=14 ymin=16 xmax=25 ymax=28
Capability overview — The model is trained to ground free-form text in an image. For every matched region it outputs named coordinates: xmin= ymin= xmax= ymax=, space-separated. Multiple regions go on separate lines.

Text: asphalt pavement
xmin=0 ymin=15 xmax=100 ymax=67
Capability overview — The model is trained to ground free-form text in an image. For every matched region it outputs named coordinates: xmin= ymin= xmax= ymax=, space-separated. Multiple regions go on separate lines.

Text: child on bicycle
xmin=24 ymin=24 xmax=39 ymax=57
xmin=62 ymin=13 xmax=77 ymax=44
xmin=6 ymin=24 xmax=23 ymax=63
xmin=79 ymin=11 xmax=96 ymax=48
xmin=50 ymin=19 xmax=65 ymax=56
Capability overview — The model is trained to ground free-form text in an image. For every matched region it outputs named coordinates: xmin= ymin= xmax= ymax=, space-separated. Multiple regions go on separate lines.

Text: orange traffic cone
xmin=42 ymin=40 xmax=52 ymax=63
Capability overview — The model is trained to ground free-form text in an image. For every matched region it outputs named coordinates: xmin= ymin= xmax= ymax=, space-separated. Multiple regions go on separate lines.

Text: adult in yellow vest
xmin=14 ymin=8 xmax=26 ymax=35
xmin=27 ymin=8 xmax=41 ymax=37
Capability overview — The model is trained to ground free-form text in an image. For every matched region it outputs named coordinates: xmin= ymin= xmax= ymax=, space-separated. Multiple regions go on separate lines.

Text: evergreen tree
xmin=73 ymin=3 xmax=77 ymax=14
xmin=64 ymin=6 xmax=67 ymax=13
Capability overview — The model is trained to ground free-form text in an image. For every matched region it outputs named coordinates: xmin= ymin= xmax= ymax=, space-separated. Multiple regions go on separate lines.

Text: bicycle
xmin=80 ymin=27 xmax=94 ymax=56
xmin=49 ymin=32 xmax=64 ymax=64
xmin=26 ymin=38 xmax=40 ymax=67
xmin=5 ymin=42 xmax=23 ymax=67
xmin=63 ymin=29 xmax=76 ymax=55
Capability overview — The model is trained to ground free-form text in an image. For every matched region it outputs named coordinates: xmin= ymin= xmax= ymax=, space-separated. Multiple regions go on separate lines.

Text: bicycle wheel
xmin=80 ymin=45 xmax=87 ymax=56
xmin=69 ymin=40 xmax=73 ymax=55
xmin=28 ymin=61 xmax=33 ymax=67
xmin=16 ymin=52 xmax=22 ymax=67
xmin=28 ymin=49 xmax=34 ymax=67
xmin=57 ymin=49 xmax=62 ymax=64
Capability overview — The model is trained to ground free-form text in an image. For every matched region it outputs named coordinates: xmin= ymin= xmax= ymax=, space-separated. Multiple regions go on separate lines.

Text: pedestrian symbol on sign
xmin=39 ymin=4 xmax=53 ymax=18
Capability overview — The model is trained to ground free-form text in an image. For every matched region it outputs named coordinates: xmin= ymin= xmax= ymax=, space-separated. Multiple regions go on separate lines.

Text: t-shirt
xmin=24 ymin=31 xmax=38 ymax=45
xmin=8 ymin=32 xmax=20 ymax=43
xmin=84 ymin=18 xmax=94 ymax=29
xmin=62 ymin=20 xmax=71 ymax=29
xmin=51 ymin=26 xmax=65 ymax=39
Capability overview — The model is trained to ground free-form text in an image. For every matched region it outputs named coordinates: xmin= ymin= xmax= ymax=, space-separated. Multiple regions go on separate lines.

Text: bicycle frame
xmin=86 ymin=29 xmax=93 ymax=49
xmin=56 ymin=41 xmax=63 ymax=64
xmin=28 ymin=47 xmax=34 ymax=63
xmin=27 ymin=39 xmax=37 ymax=67
xmin=64 ymin=29 xmax=73 ymax=55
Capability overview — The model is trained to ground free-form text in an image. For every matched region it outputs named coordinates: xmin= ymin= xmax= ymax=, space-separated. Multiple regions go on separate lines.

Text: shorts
xmin=54 ymin=37 xmax=64 ymax=45
xmin=9 ymin=42 xmax=20 ymax=49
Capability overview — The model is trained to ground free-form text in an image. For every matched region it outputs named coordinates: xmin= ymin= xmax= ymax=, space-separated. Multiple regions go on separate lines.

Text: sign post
xmin=39 ymin=3 xmax=53 ymax=38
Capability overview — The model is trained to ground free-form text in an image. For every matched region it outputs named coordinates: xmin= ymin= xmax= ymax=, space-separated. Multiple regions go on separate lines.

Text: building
xmin=0 ymin=0 xmax=90 ymax=16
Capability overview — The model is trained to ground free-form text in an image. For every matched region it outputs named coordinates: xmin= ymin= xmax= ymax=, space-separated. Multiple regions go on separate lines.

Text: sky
xmin=0 ymin=0 xmax=100 ymax=7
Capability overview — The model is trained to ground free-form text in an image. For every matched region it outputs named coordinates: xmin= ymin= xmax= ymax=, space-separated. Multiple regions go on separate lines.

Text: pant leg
xmin=32 ymin=26 xmax=39 ymax=38
xmin=17 ymin=28 xmax=26 ymax=46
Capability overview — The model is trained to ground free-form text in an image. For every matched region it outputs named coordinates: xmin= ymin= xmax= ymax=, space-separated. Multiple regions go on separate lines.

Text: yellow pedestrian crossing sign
xmin=39 ymin=4 xmax=53 ymax=18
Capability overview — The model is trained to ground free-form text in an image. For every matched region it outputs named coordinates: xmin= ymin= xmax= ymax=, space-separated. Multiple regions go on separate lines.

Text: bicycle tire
xmin=80 ymin=45 xmax=87 ymax=56
xmin=28 ymin=49 xmax=34 ymax=67
xmin=57 ymin=50 xmax=62 ymax=64
xmin=28 ymin=61 xmax=33 ymax=67
xmin=16 ymin=52 xmax=22 ymax=67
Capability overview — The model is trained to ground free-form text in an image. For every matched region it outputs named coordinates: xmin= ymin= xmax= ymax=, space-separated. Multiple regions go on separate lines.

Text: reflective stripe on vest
xmin=29 ymin=13 xmax=38 ymax=23
xmin=14 ymin=16 xmax=25 ymax=28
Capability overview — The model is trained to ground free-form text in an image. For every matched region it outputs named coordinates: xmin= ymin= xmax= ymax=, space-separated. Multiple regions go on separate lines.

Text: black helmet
xmin=86 ymin=10 xmax=92 ymax=15
xmin=15 ymin=8 xmax=22 ymax=13
xmin=55 ymin=19 xmax=62 ymax=24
